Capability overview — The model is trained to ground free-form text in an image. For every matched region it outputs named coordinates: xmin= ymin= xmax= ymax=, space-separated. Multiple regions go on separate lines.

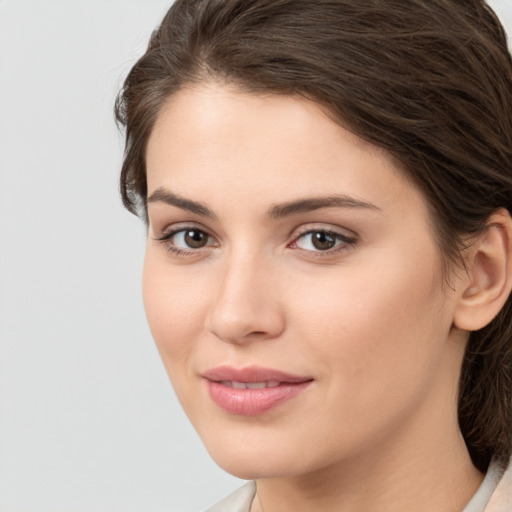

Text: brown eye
xmin=183 ymin=229 xmax=209 ymax=249
xmin=157 ymin=228 xmax=213 ymax=251
xmin=293 ymin=229 xmax=356 ymax=253
xmin=295 ymin=230 xmax=337 ymax=251
xmin=311 ymin=231 xmax=336 ymax=250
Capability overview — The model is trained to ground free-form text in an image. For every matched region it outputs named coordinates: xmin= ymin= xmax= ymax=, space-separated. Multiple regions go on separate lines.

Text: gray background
xmin=0 ymin=1 xmax=511 ymax=511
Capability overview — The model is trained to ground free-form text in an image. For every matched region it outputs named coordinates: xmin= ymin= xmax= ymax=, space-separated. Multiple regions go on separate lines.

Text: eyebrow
xmin=268 ymin=195 xmax=380 ymax=218
xmin=146 ymin=188 xmax=380 ymax=219
xmin=147 ymin=188 xmax=217 ymax=219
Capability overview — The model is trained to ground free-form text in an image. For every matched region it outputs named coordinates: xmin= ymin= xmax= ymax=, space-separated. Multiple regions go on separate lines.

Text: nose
xmin=205 ymin=253 xmax=286 ymax=344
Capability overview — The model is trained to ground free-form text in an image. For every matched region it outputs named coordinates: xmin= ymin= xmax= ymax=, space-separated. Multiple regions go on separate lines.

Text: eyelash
xmin=154 ymin=227 xmax=217 ymax=256
xmin=289 ymin=229 xmax=357 ymax=256
xmin=154 ymin=226 xmax=357 ymax=257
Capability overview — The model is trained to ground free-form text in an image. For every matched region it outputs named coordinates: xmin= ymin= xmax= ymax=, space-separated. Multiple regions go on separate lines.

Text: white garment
xmin=204 ymin=482 xmax=255 ymax=512
xmin=203 ymin=459 xmax=512 ymax=512
xmin=463 ymin=462 xmax=505 ymax=512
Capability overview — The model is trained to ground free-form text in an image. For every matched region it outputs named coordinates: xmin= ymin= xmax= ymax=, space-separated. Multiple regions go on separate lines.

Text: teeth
xmin=246 ymin=382 xmax=266 ymax=389
xmin=220 ymin=380 xmax=282 ymax=389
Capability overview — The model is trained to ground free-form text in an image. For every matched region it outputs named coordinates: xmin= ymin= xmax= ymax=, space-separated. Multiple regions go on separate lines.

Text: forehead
xmin=146 ymin=82 xmax=424 ymax=219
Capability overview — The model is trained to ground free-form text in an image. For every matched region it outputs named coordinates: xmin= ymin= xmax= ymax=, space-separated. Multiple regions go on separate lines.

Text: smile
xmin=202 ymin=366 xmax=313 ymax=416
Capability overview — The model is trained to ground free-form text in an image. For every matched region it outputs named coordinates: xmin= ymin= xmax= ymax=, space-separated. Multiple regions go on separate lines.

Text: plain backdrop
xmin=0 ymin=1 xmax=511 ymax=511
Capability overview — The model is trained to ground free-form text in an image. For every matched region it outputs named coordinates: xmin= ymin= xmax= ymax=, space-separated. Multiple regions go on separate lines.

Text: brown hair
xmin=115 ymin=0 xmax=512 ymax=472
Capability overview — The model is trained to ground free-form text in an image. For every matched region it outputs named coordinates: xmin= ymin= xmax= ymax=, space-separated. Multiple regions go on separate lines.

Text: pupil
xmin=312 ymin=231 xmax=335 ymax=250
xmin=185 ymin=230 xmax=207 ymax=248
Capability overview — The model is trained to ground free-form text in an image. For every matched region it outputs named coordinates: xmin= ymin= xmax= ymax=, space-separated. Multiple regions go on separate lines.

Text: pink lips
xmin=202 ymin=366 xmax=313 ymax=416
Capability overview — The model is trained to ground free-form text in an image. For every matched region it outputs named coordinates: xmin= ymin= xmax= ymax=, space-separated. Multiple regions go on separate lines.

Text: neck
xmin=253 ymin=440 xmax=481 ymax=512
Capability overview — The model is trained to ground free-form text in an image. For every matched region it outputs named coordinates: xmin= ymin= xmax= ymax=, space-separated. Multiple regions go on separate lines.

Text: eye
xmin=173 ymin=229 xmax=210 ymax=249
xmin=292 ymin=229 xmax=356 ymax=252
xmin=155 ymin=227 xmax=216 ymax=254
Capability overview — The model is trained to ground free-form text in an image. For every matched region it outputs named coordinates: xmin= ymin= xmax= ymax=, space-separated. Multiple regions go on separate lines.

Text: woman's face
xmin=144 ymin=83 xmax=466 ymax=479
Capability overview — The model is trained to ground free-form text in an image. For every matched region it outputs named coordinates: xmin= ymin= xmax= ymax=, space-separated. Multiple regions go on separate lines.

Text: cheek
xmin=142 ymin=250 xmax=209 ymax=374
xmin=290 ymin=244 xmax=450 ymax=412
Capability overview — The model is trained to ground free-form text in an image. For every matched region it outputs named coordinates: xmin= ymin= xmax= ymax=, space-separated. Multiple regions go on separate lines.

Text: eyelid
xmin=289 ymin=223 xmax=357 ymax=242
xmin=153 ymin=223 xmax=218 ymax=255
xmin=153 ymin=221 xmax=215 ymax=241
xmin=287 ymin=224 xmax=358 ymax=254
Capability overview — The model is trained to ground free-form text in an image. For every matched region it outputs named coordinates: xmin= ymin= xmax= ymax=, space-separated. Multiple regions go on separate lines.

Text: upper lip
xmin=202 ymin=365 xmax=313 ymax=383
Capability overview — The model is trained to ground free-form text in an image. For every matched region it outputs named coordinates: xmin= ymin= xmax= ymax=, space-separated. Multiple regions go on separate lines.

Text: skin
xmin=143 ymin=82 xmax=484 ymax=512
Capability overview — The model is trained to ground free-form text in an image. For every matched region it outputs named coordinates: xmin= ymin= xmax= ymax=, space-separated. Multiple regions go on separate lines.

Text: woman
xmin=115 ymin=1 xmax=512 ymax=510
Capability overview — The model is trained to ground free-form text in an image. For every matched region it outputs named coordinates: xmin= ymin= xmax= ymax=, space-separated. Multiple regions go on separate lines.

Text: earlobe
xmin=454 ymin=209 xmax=512 ymax=331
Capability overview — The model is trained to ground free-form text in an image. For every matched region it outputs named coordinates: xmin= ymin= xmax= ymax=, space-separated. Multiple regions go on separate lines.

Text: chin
xmin=210 ymin=452 xmax=295 ymax=480
xmin=214 ymin=459 xmax=271 ymax=481
xmin=201 ymin=430 xmax=313 ymax=480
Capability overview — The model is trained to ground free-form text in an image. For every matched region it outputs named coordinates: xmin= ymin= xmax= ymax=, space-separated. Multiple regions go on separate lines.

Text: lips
xmin=202 ymin=366 xmax=313 ymax=416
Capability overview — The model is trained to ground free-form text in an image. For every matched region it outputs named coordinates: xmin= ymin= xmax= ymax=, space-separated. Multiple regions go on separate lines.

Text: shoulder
xmin=202 ymin=481 xmax=256 ymax=512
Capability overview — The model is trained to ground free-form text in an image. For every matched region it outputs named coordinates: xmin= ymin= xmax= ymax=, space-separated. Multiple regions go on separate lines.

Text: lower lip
xmin=206 ymin=380 xmax=312 ymax=416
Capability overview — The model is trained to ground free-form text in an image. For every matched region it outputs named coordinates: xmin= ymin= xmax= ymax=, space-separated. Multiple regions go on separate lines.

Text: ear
xmin=454 ymin=209 xmax=512 ymax=331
